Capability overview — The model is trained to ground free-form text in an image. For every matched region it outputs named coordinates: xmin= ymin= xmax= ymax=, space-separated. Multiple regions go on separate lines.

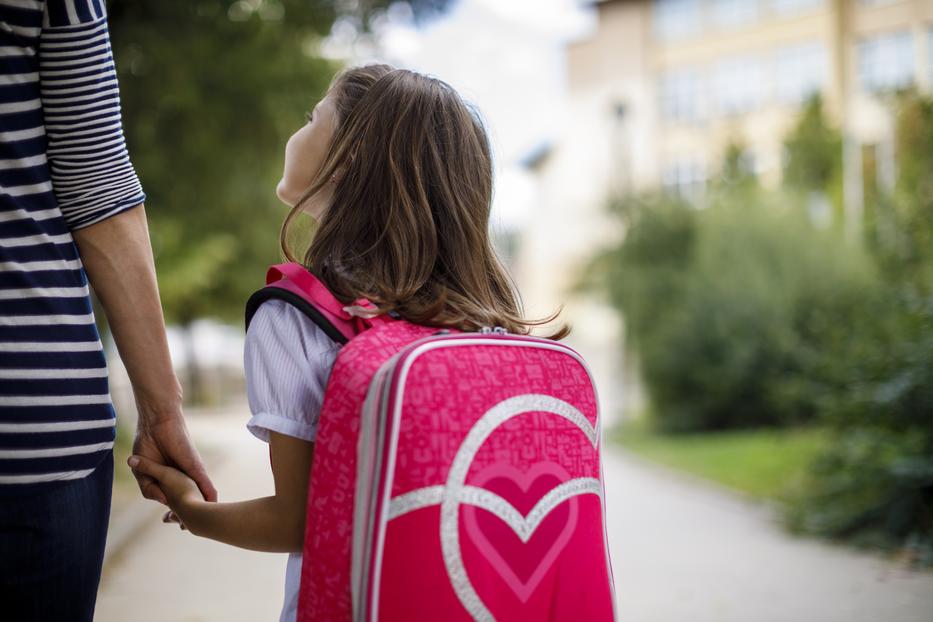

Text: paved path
xmin=96 ymin=408 xmax=285 ymax=621
xmin=603 ymin=451 xmax=933 ymax=622
xmin=97 ymin=407 xmax=933 ymax=621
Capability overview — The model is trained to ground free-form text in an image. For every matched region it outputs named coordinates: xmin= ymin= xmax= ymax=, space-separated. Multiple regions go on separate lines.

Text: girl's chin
xmin=276 ymin=183 xmax=299 ymax=207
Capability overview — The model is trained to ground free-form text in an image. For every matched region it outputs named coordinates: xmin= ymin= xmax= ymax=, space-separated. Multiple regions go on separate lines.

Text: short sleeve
xmin=38 ymin=1 xmax=146 ymax=230
xmin=244 ymin=299 xmax=340 ymax=443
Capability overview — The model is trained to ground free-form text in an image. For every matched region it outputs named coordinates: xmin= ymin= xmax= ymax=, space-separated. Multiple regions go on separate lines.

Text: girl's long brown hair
xmin=281 ymin=64 xmax=568 ymax=339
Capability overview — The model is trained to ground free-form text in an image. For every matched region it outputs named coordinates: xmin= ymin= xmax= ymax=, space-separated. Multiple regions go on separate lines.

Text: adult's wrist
xmin=133 ymin=376 xmax=184 ymax=423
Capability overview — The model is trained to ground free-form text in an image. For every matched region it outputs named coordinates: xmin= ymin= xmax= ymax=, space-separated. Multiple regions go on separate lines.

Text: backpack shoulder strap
xmin=244 ymin=263 xmax=359 ymax=345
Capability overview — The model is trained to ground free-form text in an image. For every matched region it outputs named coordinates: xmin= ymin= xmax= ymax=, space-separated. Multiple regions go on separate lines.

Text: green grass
xmin=612 ymin=424 xmax=826 ymax=502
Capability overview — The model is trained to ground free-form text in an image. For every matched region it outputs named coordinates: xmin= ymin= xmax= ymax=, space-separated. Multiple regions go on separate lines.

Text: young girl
xmin=127 ymin=64 xmax=563 ymax=621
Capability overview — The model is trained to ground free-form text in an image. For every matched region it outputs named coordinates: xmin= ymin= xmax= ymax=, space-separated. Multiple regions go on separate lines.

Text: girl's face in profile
xmin=276 ymin=93 xmax=337 ymax=219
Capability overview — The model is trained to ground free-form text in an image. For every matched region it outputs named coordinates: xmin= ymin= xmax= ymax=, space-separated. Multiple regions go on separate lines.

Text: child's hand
xmin=128 ymin=455 xmax=203 ymax=515
xmin=163 ymin=510 xmax=188 ymax=531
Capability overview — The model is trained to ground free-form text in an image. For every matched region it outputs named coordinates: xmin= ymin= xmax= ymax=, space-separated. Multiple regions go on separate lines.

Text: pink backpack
xmin=246 ymin=263 xmax=616 ymax=622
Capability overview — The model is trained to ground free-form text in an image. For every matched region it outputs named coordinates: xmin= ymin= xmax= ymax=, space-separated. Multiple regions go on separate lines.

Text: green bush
xmin=594 ymin=92 xmax=933 ymax=560
xmin=596 ymin=193 xmax=875 ymax=432
xmin=787 ymin=93 xmax=933 ymax=562
xmin=788 ymin=291 xmax=933 ymax=563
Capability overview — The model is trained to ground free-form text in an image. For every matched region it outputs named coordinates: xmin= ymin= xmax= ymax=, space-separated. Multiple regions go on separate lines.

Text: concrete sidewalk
xmin=603 ymin=450 xmax=933 ymax=622
xmin=96 ymin=406 xmax=933 ymax=621
xmin=96 ymin=407 xmax=285 ymax=621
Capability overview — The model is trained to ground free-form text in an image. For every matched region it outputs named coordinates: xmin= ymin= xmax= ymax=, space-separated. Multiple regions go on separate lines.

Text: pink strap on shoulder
xmin=266 ymin=263 xmax=352 ymax=320
xmin=266 ymin=263 xmax=395 ymax=331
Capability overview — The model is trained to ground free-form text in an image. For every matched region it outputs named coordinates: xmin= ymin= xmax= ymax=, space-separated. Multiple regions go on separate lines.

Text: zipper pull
xmin=480 ymin=326 xmax=508 ymax=335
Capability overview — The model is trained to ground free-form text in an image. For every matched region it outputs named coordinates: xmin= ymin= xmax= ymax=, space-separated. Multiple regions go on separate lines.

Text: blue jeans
xmin=0 ymin=452 xmax=113 ymax=621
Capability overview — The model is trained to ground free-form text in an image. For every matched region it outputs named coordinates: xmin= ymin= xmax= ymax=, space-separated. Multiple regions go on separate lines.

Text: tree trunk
xmin=181 ymin=321 xmax=204 ymax=406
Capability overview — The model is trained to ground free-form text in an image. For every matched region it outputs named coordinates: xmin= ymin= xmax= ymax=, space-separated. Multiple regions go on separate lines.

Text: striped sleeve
xmin=37 ymin=0 xmax=145 ymax=230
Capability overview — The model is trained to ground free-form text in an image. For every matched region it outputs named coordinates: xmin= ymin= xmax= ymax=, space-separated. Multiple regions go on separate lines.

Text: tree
xmin=887 ymin=92 xmax=933 ymax=287
xmin=106 ymin=0 xmax=453 ymax=401
xmin=781 ymin=95 xmax=842 ymax=230
xmin=107 ymin=1 xmax=337 ymax=400
xmin=782 ymin=94 xmax=841 ymax=193
xmin=788 ymin=93 xmax=933 ymax=564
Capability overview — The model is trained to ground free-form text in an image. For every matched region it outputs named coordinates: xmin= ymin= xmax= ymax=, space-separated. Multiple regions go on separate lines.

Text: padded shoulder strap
xmin=244 ymin=263 xmax=360 ymax=345
xmin=265 ymin=263 xmax=351 ymax=320
xmin=245 ymin=287 xmax=350 ymax=345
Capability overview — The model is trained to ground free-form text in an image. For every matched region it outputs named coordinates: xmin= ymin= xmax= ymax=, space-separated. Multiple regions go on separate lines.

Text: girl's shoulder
xmin=244 ymin=299 xmax=339 ymax=443
xmin=245 ymin=298 xmax=341 ymax=363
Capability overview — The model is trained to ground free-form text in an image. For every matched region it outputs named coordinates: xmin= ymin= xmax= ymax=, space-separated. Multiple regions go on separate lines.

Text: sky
xmin=323 ymin=0 xmax=596 ymax=231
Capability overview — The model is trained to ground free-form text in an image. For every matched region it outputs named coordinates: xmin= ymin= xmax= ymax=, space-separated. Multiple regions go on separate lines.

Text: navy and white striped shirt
xmin=1 ymin=0 xmax=144 ymax=490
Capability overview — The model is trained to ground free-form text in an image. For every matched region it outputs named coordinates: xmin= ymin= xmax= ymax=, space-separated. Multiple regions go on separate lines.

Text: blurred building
xmin=515 ymin=0 xmax=933 ymax=422
xmin=567 ymin=0 xmax=931 ymax=195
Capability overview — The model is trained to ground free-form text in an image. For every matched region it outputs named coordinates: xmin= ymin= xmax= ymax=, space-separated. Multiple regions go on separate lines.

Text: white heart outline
xmin=461 ymin=462 xmax=581 ymax=603
xmin=386 ymin=394 xmax=602 ymax=622
xmin=389 ymin=478 xmax=601 ymax=544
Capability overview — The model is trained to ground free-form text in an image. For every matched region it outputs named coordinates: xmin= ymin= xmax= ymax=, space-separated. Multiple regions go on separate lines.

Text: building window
xmin=654 ymin=0 xmax=702 ymax=41
xmin=662 ymin=159 xmax=706 ymax=199
xmin=660 ymin=69 xmax=704 ymax=122
xmin=711 ymin=0 xmax=759 ymax=28
xmin=774 ymin=42 xmax=827 ymax=103
xmin=770 ymin=0 xmax=823 ymax=16
xmin=858 ymin=31 xmax=914 ymax=92
xmin=714 ymin=56 xmax=765 ymax=115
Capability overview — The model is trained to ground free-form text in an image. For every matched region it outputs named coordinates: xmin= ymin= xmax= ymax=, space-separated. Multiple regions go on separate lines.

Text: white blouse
xmin=244 ymin=299 xmax=340 ymax=622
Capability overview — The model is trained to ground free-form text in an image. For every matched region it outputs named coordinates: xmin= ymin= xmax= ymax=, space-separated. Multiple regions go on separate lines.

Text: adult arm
xmin=39 ymin=1 xmax=216 ymax=502
xmin=73 ymin=207 xmax=217 ymax=504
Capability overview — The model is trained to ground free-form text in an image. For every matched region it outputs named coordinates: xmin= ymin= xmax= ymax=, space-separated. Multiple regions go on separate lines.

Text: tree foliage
xmin=782 ymin=94 xmax=841 ymax=193
xmin=593 ymin=91 xmax=933 ymax=560
xmin=884 ymin=92 xmax=933 ymax=286
xmin=593 ymin=191 xmax=873 ymax=433
xmin=108 ymin=1 xmax=339 ymax=324
xmin=788 ymin=291 xmax=933 ymax=562
xmin=787 ymin=93 xmax=933 ymax=562
xmin=107 ymin=0 xmax=455 ymax=325
xmin=104 ymin=0 xmax=453 ymax=401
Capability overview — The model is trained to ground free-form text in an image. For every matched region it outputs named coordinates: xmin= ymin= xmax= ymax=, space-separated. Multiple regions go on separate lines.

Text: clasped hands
xmin=128 ymin=414 xmax=216 ymax=531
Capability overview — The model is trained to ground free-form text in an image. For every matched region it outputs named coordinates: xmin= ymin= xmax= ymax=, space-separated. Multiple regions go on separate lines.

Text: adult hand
xmin=132 ymin=415 xmax=217 ymax=505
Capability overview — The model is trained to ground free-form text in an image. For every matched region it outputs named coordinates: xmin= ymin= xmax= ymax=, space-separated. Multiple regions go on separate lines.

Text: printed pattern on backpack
xmin=298 ymin=322 xmax=438 ymax=621
xmin=353 ymin=334 xmax=616 ymax=621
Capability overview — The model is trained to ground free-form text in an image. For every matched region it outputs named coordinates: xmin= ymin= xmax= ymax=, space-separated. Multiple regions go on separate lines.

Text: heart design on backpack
xmin=462 ymin=461 xmax=580 ymax=603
